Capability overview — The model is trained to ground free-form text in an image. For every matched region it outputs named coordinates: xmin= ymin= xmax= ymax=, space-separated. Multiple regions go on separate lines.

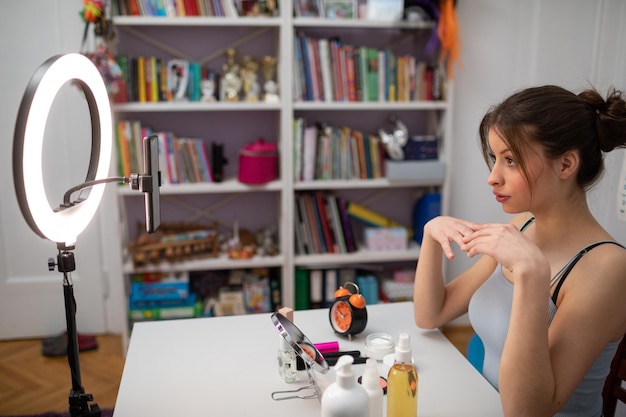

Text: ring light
xmin=13 ymin=53 xmax=112 ymax=245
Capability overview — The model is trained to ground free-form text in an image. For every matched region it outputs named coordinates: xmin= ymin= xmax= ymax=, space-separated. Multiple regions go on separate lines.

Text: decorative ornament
xmin=379 ymin=114 xmax=409 ymax=160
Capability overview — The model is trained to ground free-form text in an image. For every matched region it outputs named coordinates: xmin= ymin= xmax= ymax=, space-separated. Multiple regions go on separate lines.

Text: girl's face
xmin=486 ymin=128 xmax=552 ymax=214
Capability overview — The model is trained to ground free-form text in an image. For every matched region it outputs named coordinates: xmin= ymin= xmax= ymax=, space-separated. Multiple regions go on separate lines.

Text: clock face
xmin=330 ymin=300 xmax=352 ymax=334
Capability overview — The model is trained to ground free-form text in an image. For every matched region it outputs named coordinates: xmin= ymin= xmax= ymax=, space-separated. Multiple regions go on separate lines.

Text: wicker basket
xmin=129 ymin=222 xmax=219 ymax=266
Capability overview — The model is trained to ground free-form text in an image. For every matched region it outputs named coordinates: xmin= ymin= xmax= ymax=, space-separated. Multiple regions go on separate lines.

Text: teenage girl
xmin=413 ymin=85 xmax=626 ymax=417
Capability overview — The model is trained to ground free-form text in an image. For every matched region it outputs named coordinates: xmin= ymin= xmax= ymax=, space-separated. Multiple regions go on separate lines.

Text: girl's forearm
xmin=413 ymin=234 xmax=447 ymax=329
xmin=499 ymin=268 xmax=553 ymax=417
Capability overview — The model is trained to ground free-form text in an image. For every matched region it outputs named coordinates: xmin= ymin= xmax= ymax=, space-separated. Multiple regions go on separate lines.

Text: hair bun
xmin=581 ymin=88 xmax=626 ymax=152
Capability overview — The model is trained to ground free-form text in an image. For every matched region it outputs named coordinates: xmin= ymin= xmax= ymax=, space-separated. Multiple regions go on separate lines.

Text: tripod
xmin=48 ymin=243 xmax=100 ymax=417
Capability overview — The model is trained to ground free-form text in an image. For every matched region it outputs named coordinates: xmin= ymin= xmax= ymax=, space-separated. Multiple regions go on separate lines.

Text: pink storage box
xmin=238 ymin=138 xmax=278 ymax=184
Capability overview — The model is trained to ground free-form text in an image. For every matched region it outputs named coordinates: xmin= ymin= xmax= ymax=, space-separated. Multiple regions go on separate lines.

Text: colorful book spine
xmin=347 ymin=202 xmax=412 ymax=238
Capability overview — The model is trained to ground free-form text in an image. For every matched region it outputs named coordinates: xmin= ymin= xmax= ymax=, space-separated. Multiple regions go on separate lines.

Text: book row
xmin=116 ymin=120 xmax=213 ymax=185
xmin=112 ymin=0 xmax=240 ymax=17
xmin=295 ymin=191 xmax=409 ymax=255
xmin=294 ymin=267 xmax=381 ymax=311
xmin=293 ymin=118 xmax=386 ymax=182
xmin=114 ymin=55 xmax=220 ymax=104
xmin=294 ymin=33 xmax=446 ymax=103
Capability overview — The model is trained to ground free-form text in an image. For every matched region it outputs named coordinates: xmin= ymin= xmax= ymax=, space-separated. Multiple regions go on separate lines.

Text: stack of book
xmin=129 ymin=273 xmax=198 ymax=322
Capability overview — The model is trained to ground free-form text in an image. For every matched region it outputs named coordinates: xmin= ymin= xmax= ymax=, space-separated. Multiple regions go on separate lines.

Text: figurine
xmin=379 ymin=115 xmax=408 ymax=160
xmin=220 ymin=48 xmax=242 ymax=102
xmin=240 ymin=56 xmax=260 ymax=102
xmin=256 ymin=225 xmax=279 ymax=257
xmin=261 ymin=56 xmax=279 ymax=103
xmin=201 ymin=70 xmax=217 ymax=102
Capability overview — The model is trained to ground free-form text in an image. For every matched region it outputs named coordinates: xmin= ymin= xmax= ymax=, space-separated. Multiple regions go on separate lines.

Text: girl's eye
xmin=505 ymin=157 xmax=515 ymax=166
xmin=487 ymin=153 xmax=496 ymax=164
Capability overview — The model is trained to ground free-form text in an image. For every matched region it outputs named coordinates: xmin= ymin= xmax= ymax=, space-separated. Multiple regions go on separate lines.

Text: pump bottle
xmin=386 ymin=332 xmax=418 ymax=417
xmin=361 ymin=358 xmax=383 ymax=417
xmin=321 ymin=355 xmax=369 ymax=417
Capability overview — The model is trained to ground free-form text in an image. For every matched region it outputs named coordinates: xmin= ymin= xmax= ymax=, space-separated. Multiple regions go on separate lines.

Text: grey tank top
xmin=468 ymin=218 xmax=624 ymax=417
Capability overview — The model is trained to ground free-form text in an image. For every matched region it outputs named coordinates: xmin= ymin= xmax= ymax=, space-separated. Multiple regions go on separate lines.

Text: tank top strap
xmin=551 ymin=240 xmax=626 ymax=304
xmin=520 ymin=216 xmax=535 ymax=232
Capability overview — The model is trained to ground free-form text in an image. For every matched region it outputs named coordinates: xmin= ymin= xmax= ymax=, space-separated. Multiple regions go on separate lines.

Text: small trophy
xmin=261 ymin=56 xmax=279 ymax=103
xmin=220 ymin=48 xmax=242 ymax=102
xmin=240 ymin=55 xmax=260 ymax=102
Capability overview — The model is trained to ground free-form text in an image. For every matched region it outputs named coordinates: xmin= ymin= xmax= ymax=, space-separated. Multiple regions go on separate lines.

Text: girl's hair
xmin=478 ymin=85 xmax=626 ymax=190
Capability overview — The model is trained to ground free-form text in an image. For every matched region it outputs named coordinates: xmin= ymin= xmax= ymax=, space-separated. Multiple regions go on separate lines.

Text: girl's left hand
xmin=460 ymin=223 xmax=548 ymax=281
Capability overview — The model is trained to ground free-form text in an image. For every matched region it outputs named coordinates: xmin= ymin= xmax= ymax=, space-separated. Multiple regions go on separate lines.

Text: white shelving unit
xmin=112 ymin=1 xmax=453 ymax=338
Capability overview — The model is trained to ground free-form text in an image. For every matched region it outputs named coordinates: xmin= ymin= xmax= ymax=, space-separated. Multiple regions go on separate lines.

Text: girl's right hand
xmin=424 ymin=216 xmax=480 ymax=260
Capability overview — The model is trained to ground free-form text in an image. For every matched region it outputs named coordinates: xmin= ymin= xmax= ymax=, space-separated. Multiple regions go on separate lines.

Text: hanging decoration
xmin=437 ymin=0 xmax=461 ymax=79
xmin=79 ymin=0 xmax=123 ymax=97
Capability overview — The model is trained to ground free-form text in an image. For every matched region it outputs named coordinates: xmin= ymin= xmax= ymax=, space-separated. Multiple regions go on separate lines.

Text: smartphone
xmin=143 ymin=135 xmax=161 ymax=233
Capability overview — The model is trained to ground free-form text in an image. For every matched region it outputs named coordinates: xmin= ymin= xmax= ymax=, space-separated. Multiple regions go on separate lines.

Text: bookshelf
xmin=111 ymin=0 xmax=453 ymax=335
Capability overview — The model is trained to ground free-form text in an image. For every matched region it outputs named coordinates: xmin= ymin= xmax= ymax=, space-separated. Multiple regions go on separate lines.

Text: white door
xmin=0 ymin=0 xmax=124 ymax=340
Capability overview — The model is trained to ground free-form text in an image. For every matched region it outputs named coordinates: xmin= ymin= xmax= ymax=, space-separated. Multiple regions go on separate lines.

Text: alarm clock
xmin=329 ymin=282 xmax=367 ymax=338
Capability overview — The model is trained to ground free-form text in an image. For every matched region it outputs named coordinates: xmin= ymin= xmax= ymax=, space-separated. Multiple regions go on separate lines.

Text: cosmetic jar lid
xmin=364 ymin=332 xmax=395 ymax=360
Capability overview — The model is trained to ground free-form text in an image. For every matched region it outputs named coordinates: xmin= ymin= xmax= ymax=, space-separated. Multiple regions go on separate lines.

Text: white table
xmin=113 ymin=302 xmax=503 ymax=416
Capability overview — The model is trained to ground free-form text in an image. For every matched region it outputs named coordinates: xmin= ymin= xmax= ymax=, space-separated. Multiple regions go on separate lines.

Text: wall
xmin=447 ymin=0 xmax=626 ymax=280
xmin=0 ymin=0 xmax=126 ymax=339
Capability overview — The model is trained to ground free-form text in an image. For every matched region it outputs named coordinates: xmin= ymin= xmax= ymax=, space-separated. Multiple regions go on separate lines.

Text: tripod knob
xmin=48 ymin=257 xmax=56 ymax=271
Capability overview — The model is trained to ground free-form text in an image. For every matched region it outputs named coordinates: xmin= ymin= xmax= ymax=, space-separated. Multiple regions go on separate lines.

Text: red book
xmin=315 ymin=191 xmax=336 ymax=253
xmin=345 ymin=45 xmax=357 ymax=102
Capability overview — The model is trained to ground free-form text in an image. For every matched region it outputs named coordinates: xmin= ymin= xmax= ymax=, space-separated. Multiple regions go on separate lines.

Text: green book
xmin=294 ymin=267 xmax=310 ymax=310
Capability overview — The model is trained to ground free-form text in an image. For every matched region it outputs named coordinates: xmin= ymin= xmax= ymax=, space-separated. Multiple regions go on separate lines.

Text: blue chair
xmin=467 ymin=333 xmax=485 ymax=374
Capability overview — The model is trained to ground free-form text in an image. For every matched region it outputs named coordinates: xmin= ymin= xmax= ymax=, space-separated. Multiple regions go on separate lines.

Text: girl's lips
xmin=493 ymin=192 xmax=508 ymax=203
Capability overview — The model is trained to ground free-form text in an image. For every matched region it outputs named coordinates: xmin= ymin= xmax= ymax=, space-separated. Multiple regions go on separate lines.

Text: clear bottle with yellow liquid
xmin=386 ymin=332 xmax=418 ymax=417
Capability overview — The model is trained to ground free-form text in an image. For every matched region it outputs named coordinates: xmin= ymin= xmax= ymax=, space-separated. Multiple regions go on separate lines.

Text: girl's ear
xmin=557 ymin=150 xmax=580 ymax=179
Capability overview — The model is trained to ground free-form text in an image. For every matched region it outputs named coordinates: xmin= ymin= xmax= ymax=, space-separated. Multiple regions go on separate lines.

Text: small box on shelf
xmin=364 ymin=227 xmax=407 ymax=251
xmin=385 ymin=160 xmax=445 ymax=182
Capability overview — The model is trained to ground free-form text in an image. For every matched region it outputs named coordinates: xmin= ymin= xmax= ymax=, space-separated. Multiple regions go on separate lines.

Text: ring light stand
xmin=12 ymin=54 xmax=161 ymax=417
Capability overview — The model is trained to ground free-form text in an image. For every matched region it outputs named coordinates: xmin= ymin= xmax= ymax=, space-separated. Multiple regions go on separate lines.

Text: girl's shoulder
xmin=509 ymin=213 xmax=534 ymax=230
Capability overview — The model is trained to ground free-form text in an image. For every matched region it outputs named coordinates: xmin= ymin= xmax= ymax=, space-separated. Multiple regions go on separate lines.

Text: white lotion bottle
xmin=361 ymin=358 xmax=383 ymax=417
xmin=321 ymin=355 xmax=369 ymax=417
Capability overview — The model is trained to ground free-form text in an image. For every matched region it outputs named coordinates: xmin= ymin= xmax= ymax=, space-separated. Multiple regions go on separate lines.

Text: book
xmin=326 ymin=194 xmax=347 ymax=253
xmin=294 ymin=267 xmax=310 ymax=310
xmin=294 ymin=199 xmax=307 ymax=255
xmin=318 ymin=38 xmax=333 ymax=102
xmin=337 ymin=196 xmax=356 ymax=252
xmin=302 ymin=125 xmax=318 ymax=181
xmin=344 ymin=45 xmax=357 ymax=102
xmin=347 ymin=202 xmax=410 ymax=236
xmin=137 ymin=56 xmax=147 ymax=102
xmin=305 ymin=192 xmax=327 ymax=253
xmin=296 ymin=195 xmax=314 ymax=254
xmin=116 ymin=120 xmax=132 ymax=176
xmin=323 ymin=269 xmax=338 ymax=307
xmin=352 ymin=130 xmax=367 ymax=179
xmin=293 ymin=117 xmax=304 ymax=181
xmin=309 ymin=269 xmax=324 ymax=308
xmin=315 ymin=191 xmax=336 ymax=253
xmin=130 ymin=281 xmax=190 ymax=304
xmin=367 ymin=47 xmax=379 ymax=101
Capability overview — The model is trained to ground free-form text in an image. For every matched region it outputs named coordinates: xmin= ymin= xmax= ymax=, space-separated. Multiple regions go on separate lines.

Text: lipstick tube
xmin=314 ymin=341 xmax=340 ymax=354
